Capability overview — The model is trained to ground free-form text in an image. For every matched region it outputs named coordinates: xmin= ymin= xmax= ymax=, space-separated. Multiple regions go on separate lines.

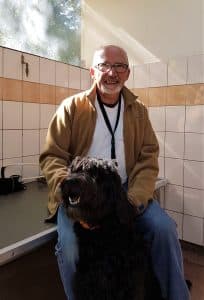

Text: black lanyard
xmin=97 ymin=91 xmax=121 ymax=159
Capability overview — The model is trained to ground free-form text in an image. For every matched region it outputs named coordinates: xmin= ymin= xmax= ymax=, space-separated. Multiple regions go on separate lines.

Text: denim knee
xmin=151 ymin=212 xmax=177 ymax=242
xmin=56 ymin=205 xmax=79 ymax=265
xmin=135 ymin=200 xmax=178 ymax=243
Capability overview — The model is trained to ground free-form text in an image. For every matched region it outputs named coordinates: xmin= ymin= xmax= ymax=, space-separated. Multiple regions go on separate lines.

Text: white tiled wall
xmin=165 ymin=158 xmax=183 ymax=186
xmin=165 ymin=184 xmax=183 ymax=213
xmin=166 ymin=106 xmax=185 ymax=132
xmin=184 ymin=160 xmax=204 ymax=190
xmin=23 ymin=130 xmax=39 ymax=156
xmin=39 ymin=129 xmax=48 ymax=153
xmin=156 ymin=132 xmax=165 ymax=157
xmin=126 ymin=66 xmax=134 ymax=89
xmin=167 ymin=57 xmax=187 ymax=85
xmin=0 ymin=47 xmax=3 ymax=77
xmin=187 ymin=54 xmax=204 ymax=84
xmin=184 ymin=188 xmax=204 ymax=218
xmin=1 ymin=46 xmax=203 ymax=246
xmin=149 ymin=107 xmax=166 ymax=132
xmin=22 ymin=155 xmax=40 ymax=180
xmin=149 ymin=61 xmax=167 ymax=87
xmin=185 ymin=133 xmax=204 ymax=161
xmin=39 ymin=57 xmax=56 ymax=85
xmin=3 ymin=101 xmax=22 ymax=129
xmin=183 ymin=215 xmax=203 ymax=245
xmin=166 ymin=210 xmax=183 ymax=240
xmin=69 ymin=65 xmax=81 ymax=89
xmin=135 ymin=54 xmax=204 ymax=246
xmin=56 ymin=62 xmax=69 ymax=87
xmin=0 ymin=100 xmax=2 ymax=129
xmin=0 ymin=47 xmax=91 ymax=182
xmin=158 ymin=157 xmax=164 ymax=178
xmin=185 ymin=105 xmax=204 ymax=133
xmin=22 ymin=53 xmax=40 ymax=82
xmin=133 ymin=64 xmax=149 ymax=88
xmin=3 ymin=48 xmax=22 ymax=80
xmin=23 ymin=103 xmax=40 ymax=129
xmin=165 ymin=132 xmax=185 ymax=159
xmin=0 ymin=100 xmax=1 ymax=161
xmin=3 ymin=130 xmax=22 ymax=159
xmin=0 ymin=130 xmax=2 ymax=160
xmin=40 ymin=104 xmax=55 ymax=129
xmin=81 ymin=68 xmax=91 ymax=90
xmin=160 ymin=107 xmax=204 ymax=245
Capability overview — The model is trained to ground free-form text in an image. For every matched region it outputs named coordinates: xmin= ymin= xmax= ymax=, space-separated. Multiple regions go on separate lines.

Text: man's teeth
xmin=105 ymin=81 xmax=118 ymax=84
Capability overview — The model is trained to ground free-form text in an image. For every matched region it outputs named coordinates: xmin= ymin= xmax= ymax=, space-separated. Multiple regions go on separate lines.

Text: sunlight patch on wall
xmin=81 ymin=3 xmax=160 ymax=67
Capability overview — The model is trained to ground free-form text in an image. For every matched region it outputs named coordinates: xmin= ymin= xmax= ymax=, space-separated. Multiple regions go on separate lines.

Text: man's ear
xmin=125 ymin=67 xmax=130 ymax=81
xmin=90 ymin=67 xmax=95 ymax=80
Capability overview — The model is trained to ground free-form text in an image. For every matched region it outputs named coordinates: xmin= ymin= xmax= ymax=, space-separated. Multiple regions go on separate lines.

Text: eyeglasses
xmin=94 ymin=63 xmax=129 ymax=73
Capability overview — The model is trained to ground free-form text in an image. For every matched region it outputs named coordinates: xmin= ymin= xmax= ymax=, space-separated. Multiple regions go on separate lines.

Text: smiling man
xmin=40 ymin=45 xmax=190 ymax=300
xmin=91 ymin=46 xmax=130 ymax=101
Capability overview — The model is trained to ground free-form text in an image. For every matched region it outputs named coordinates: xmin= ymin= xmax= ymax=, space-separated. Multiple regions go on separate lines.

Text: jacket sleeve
xmin=127 ymin=108 xmax=159 ymax=210
xmin=39 ymin=100 xmax=74 ymax=204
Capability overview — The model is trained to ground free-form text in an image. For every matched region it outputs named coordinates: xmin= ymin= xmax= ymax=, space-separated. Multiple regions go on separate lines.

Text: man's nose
xmin=107 ymin=66 xmax=117 ymax=75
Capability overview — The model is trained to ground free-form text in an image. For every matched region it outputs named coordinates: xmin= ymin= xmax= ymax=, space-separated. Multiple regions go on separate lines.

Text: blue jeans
xmin=55 ymin=200 xmax=190 ymax=300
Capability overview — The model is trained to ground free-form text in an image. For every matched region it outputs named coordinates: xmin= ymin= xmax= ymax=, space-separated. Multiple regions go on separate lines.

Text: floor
xmin=0 ymin=239 xmax=66 ymax=300
xmin=182 ymin=241 xmax=204 ymax=300
xmin=0 ymin=239 xmax=204 ymax=300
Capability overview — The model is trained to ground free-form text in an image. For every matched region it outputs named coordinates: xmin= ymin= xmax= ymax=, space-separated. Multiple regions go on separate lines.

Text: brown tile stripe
xmin=23 ymin=81 xmax=40 ymax=103
xmin=0 ymin=77 xmax=2 ymax=100
xmin=40 ymin=83 xmax=56 ymax=104
xmin=0 ymin=78 xmax=81 ymax=104
xmin=166 ymin=85 xmax=187 ymax=105
xmin=2 ymin=78 xmax=22 ymax=101
xmin=1 ymin=78 xmax=204 ymax=106
xmin=68 ymin=88 xmax=81 ymax=96
xmin=132 ymin=87 xmax=167 ymax=107
xmin=132 ymin=88 xmax=149 ymax=106
xmin=56 ymin=86 xmax=69 ymax=105
xmin=186 ymin=84 xmax=204 ymax=105
xmin=132 ymin=83 xmax=204 ymax=106
xmin=148 ymin=87 xmax=166 ymax=106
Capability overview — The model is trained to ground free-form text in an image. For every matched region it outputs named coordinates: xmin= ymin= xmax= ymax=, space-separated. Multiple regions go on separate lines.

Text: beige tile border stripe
xmin=0 ymin=78 xmax=82 ymax=105
xmin=132 ymin=84 xmax=204 ymax=106
xmin=0 ymin=77 xmax=204 ymax=106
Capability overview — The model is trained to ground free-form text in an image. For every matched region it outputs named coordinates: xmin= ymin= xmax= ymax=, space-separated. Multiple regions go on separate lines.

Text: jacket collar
xmin=85 ymin=82 xmax=138 ymax=109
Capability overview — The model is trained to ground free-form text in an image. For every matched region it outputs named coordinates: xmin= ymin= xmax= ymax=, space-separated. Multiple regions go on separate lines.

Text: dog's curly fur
xmin=61 ymin=157 xmax=163 ymax=300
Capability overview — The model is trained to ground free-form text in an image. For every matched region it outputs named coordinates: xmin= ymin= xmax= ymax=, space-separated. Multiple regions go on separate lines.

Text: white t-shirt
xmin=87 ymin=96 xmax=127 ymax=183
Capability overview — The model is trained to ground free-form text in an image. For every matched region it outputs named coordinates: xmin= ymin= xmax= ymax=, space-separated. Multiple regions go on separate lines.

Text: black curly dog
xmin=61 ymin=157 xmax=164 ymax=300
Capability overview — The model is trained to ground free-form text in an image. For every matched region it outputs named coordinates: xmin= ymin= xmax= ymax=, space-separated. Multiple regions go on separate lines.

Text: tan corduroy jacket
xmin=39 ymin=83 xmax=159 ymax=219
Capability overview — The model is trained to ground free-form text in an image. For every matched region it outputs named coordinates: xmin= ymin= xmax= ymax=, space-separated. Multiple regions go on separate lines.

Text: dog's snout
xmin=61 ymin=177 xmax=81 ymax=203
xmin=69 ymin=196 xmax=80 ymax=206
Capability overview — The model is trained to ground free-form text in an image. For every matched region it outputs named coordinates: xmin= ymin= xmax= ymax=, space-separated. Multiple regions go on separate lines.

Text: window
xmin=0 ymin=0 xmax=81 ymax=66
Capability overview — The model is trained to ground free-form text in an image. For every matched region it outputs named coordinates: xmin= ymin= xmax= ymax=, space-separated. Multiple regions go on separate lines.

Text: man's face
xmin=90 ymin=46 xmax=130 ymax=96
